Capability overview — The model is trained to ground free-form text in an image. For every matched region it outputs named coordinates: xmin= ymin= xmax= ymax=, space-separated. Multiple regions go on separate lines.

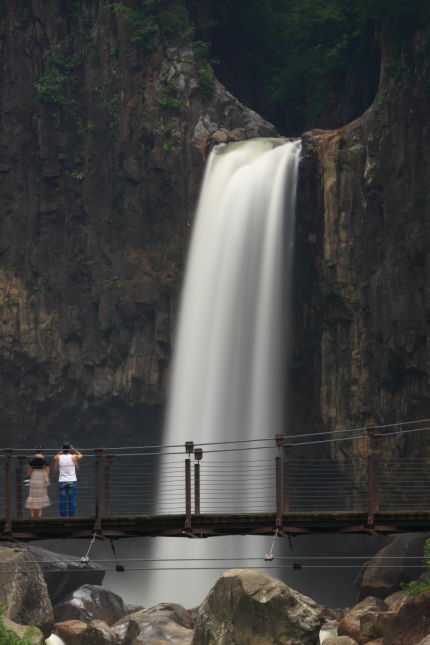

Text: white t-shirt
xmin=58 ymin=454 xmax=77 ymax=482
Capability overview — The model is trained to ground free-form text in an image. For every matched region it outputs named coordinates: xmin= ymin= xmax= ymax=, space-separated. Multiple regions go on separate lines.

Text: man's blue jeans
xmin=59 ymin=482 xmax=77 ymax=517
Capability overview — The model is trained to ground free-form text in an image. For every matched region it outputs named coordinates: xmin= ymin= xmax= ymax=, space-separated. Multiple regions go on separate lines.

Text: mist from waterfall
xmin=147 ymin=138 xmax=301 ymax=606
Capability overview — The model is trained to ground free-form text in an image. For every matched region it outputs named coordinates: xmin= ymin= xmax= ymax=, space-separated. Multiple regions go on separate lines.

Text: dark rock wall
xmin=0 ymin=0 xmax=275 ymax=447
xmin=292 ymin=28 xmax=430 ymax=463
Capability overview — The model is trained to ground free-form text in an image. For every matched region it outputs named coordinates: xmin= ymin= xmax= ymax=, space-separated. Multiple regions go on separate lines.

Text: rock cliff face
xmin=292 ymin=27 xmax=430 ymax=460
xmin=0 ymin=0 xmax=275 ymax=446
xmin=1 ymin=1 xmax=429 ymax=456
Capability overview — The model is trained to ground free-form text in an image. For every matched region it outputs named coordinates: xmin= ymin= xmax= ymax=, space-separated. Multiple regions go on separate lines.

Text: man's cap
xmin=62 ymin=442 xmax=71 ymax=450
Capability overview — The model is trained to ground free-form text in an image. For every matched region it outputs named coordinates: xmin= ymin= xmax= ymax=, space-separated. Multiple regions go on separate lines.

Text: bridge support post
xmin=3 ymin=448 xmax=13 ymax=534
xmin=184 ymin=442 xmax=194 ymax=530
xmin=194 ymin=448 xmax=203 ymax=515
xmin=275 ymin=435 xmax=286 ymax=527
xmin=104 ymin=454 xmax=115 ymax=517
xmin=94 ymin=448 xmax=103 ymax=532
xmin=16 ymin=454 xmax=27 ymax=519
xmin=282 ymin=443 xmax=293 ymax=513
xmin=367 ymin=426 xmax=381 ymax=527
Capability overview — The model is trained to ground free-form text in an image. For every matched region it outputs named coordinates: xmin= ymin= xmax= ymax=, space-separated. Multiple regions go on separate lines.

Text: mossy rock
xmin=0 ymin=616 xmax=44 ymax=644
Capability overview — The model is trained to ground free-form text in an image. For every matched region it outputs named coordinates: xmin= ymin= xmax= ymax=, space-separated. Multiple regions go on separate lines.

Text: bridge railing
xmin=1 ymin=424 xmax=430 ymax=534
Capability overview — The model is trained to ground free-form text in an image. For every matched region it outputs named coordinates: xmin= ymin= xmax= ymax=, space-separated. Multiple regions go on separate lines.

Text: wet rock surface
xmin=53 ymin=584 xmax=127 ymax=625
xmin=113 ymin=602 xmax=194 ymax=645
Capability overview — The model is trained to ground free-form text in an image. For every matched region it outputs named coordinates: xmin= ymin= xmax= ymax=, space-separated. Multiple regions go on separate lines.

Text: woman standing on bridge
xmin=25 ymin=447 xmax=51 ymax=518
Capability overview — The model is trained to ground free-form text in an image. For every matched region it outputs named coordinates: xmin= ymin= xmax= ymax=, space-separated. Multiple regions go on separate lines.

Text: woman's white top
xmin=58 ymin=454 xmax=77 ymax=482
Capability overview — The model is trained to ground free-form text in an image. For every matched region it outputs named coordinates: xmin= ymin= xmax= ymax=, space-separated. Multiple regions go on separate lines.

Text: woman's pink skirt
xmin=25 ymin=470 xmax=51 ymax=509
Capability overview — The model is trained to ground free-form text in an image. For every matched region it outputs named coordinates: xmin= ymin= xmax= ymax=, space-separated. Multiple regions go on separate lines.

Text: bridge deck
xmin=3 ymin=510 xmax=430 ymax=540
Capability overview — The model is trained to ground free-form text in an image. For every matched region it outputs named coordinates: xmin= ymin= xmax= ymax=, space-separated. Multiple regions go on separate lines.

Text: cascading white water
xmin=146 ymin=138 xmax=301 ymax=606
xmin=166 ymin=138 xmax=301 ymax=448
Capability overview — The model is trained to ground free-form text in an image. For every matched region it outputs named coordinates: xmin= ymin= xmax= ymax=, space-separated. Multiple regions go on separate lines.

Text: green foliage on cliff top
xmin=199 ymin=0 xmax=429 ymax=133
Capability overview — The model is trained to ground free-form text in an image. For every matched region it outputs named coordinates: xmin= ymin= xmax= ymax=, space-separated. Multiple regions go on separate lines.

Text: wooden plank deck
xmin=2 ymin=510 xmax=430 ymax=540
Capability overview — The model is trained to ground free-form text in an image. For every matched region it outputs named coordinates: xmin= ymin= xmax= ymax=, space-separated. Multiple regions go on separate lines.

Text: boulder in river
xmin=382 ymin=589 xmax=430 ymax=645
xmin=337 ymin=596 xmax=387 ymax=643
xmin=113 ymin=602 xmax=194 ymax=645
xmin=356 ymin=534 xmax=430 ymax=600
xmin=0 ymin=545 xmax=53 ymax=633
xmin=53 ymin=584 xmax=127 ymax=625
xmin=192 ymin=568 xmax=323 ymax=645
xmin=28 ymin=545 xmax=104 ymax=604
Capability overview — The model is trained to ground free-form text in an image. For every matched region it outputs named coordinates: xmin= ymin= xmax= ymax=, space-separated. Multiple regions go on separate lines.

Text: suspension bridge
xmin=1 ymin=420 xmax=430 ymax=541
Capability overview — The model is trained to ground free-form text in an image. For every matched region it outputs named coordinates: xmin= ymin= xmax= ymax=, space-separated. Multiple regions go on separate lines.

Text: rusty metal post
xmin=94 ymin=448 xmax=103 ymax=532
xmin=194 ymin=448 xmax=203 ymax=515
xmin=3 ymin=448 xmax=13 ymax=534
xmin=282 ymin=443 xmax=293 ymax=513
xmin=367 ymin=426 xmax=380 ymax=527
xmin=104 ymin=453 xmax=115 ymax=517
xmin=184 ymin=442 xmax=194 ymax=530
xmin=275 ymin=435 xmax=285 ymax=527
xmin=16 ymin=455 xmax=27 ymax=519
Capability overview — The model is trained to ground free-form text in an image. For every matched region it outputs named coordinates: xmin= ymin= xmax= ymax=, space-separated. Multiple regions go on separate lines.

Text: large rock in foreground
xmin=382 ymin=589 xmax=430 ymax=645
xmin=337 ymin=596 xmax=387 ymax=644
xmin=192 ymin=568 xmax=323 ymax=645
xmin=0 ymin=546 xmax=53 ymax=633
xmin=53 ymin=584 xmax=127 ymax=625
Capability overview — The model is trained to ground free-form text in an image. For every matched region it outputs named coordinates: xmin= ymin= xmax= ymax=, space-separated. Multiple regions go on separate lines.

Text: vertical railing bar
xmin=366 ymin=426 xmax=380 ymax=527
xmin=184 ymin=441 xmax=194 ymax=530
xmin=94 ymin=447 xmax=103 ymax=532
xmin=16 ymin=454 xmax=27 ymax=519
xmin=282 ymin=443 xmax=293 ymax=513
xmin=4 ymin=448 xmax=13 ymax=534
xmin=104 ymin=454 xmax=114 ymax=517
xmin=194 ymin=448 xmax=203 ymax=515
xmin=275 ymin=435 xmax=285 ymax=527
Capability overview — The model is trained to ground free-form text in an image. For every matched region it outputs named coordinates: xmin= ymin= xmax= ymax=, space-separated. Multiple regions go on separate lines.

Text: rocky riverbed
xmin=1 ymin=536 xmax=430 ymax=645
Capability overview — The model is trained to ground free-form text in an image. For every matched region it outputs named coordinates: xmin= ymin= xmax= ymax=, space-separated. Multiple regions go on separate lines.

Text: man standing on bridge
xmin=54 ymin=443 xmax=83 ymax=517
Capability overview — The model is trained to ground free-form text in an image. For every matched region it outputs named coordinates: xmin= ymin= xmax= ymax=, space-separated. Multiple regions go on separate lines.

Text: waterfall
xmin=166 ymin=138 xmax=301 ymax=447
xmin=149 ymin=138 xmax=301 ymax=606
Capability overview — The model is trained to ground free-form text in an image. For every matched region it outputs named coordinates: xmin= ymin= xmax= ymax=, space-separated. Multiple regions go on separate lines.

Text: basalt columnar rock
xmin=192 ymin=568 xmax=323 ymax=645
xmin=0 ymin=1 xmax=275 ymax=446
xmin=292 ymin=21 xmax=430 ymax=473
